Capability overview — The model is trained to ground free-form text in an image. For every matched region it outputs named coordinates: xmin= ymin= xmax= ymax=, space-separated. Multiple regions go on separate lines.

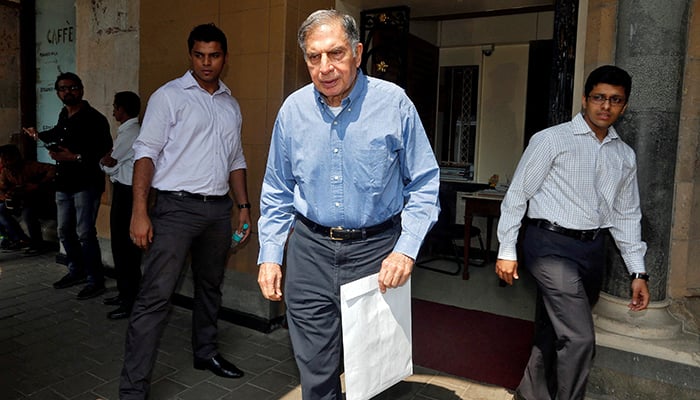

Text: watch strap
xmin=630 ymin=272 xmax=649 ymax=281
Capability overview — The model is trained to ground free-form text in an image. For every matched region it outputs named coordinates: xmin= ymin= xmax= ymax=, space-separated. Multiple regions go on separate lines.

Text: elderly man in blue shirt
xmin=257 ymin=9 xmax=440 ymax=400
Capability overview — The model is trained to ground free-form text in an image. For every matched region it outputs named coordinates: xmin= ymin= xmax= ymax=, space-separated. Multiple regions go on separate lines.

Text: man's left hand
xmin=48 ymin=146 xmax=77 ymax=162
xmin=629 ymin=279 xmax=650 ymax=311
xmin=378 ymin=251 xmax=414 ymax=293
xmin=235 ymin=208 xmax=252 ymax=243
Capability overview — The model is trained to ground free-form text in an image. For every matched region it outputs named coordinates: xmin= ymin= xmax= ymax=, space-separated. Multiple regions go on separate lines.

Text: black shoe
xmin=53 ymin=273 xmax=87 ymax=289
xmin=103 ymin=295 xmax=122 ymax=306
xmin=107 ymin=305 xmax=131 ymax=320
xmin=76 ymin=284 xmax=106 ymax=300
xmin=193 ymin=354 xmax=244 ymax=378
xmin=1 ymin=239 xmax=30 ymax=252
xmin=22 ymin=243 xmax=48 ymax=256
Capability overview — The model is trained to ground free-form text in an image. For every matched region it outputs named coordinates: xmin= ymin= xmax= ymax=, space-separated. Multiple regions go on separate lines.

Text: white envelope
xmin=340 ymin=273 xmax=413 ymax=400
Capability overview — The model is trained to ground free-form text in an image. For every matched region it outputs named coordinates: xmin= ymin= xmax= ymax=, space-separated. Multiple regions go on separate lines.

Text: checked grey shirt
xmin=497 ymin=112 xmax=647 ymax=274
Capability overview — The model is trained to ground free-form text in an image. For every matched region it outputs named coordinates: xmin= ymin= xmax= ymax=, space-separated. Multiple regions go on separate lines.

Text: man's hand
xmin=130 ymin=212 xmax=153 ymax=250
xmin=258 ymin=262 xmax=283 ymax=301
xmin=629 ymin=279 xmax=650 ymax=311
xmin=495 ymin=258 xmax=519 ymax=285
xmin=378 ymin=252 xmax=414 ymax=293
xmin=100 ymin=150 xmax=117 ymax=167
xmin=234 ymin=208 xmax=252 ymax=243
xmin=22 ymin=127 xmax=38 ymax=140
xmin=48 ymin=145 xmax=78 ymax=162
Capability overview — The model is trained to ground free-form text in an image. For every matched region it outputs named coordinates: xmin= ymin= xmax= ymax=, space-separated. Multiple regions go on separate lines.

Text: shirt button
xmin=333 ymin=176 xmax=339 ymax=181
xmin=333 ymin=148 xmax=339 ymax=153
xmin=335 ymin=202 xmax=341 ymax=207
xmin=333 ymin=121 xmax=338 ymax=125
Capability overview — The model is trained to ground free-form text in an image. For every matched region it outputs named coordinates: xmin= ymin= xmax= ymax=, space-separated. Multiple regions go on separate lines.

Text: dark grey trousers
xmin=119 ymin=192 xmax=233 ymax=400
xmin=285 ymin=218 xmax=400 ymax=400
xmin=518 ymin=224 xmax=606 ymax=400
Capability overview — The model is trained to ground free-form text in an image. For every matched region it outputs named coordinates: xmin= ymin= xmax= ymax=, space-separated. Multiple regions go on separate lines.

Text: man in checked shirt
xmin=496 ymin=65 xmax=649 ymax=400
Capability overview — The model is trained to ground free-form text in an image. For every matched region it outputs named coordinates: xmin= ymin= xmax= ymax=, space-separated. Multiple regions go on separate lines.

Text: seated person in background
xmin=0 ymin=144 xmax=56 ymax=253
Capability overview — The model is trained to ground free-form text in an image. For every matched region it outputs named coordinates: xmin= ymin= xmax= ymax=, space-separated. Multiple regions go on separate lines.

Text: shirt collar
xmin=572 ymin=112 xmax=620 ymax=141
xmin=180 ymin=70 xmax=231 ymax=96
xmin=119 ymin=117 xmax=139 ymax=132
xmin=314 ymin=68 xmax=367 ymax=108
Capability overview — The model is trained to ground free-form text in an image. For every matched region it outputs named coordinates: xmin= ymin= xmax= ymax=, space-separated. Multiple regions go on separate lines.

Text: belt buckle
xmin=330 ymin=226 xmax=344 ymax=241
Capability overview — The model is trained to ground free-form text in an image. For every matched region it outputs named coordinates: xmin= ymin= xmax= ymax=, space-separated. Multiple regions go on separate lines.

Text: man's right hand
xmin=130 ymin=212 xmax=153 ymax=250
xmin=100 ymin=150 xmax=117 ymax=168
xmin=258 ymin=262 xmax=283 ymax=301
xmin=22 ymin=127 xmax=39 ymax=140
xmin=495 ymin=258 xmax=519 ymax=285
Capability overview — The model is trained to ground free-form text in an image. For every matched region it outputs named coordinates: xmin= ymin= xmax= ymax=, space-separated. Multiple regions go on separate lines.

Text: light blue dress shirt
xmin=258 ymin=70 xmax=440 ymax=265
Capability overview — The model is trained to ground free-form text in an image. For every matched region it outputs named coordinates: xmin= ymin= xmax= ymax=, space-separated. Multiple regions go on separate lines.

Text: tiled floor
xmin=0 ymin=250 xmax=515 ymax=400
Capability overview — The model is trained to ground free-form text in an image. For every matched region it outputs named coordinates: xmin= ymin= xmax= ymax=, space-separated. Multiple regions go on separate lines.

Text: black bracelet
xmin=238 ymin=203 xmax=251 ymax=209
xmin=630 ymin=272 xmax=649 ymax=281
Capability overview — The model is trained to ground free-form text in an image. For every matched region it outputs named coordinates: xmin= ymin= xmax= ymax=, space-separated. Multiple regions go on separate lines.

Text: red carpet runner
xmin=411 ymin=298 xmax=534 ymax=390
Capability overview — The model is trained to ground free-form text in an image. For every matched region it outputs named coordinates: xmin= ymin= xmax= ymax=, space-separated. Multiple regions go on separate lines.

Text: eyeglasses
xmin=56 ymin=85 xmax=81 ymax=92
xmin=587 ymin=94 xmax=626 ymax=106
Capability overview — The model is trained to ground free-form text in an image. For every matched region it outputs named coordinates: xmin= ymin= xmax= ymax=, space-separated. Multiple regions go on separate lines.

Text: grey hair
xmin=297 ymin=9 xmax=361 ymax=59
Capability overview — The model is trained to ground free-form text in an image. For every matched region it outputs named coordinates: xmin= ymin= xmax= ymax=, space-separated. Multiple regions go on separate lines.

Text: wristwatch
xmin=238 ymin=203 xmax=251 ymax=209
xmin=630 ymin=272 xmax=649 ymax=281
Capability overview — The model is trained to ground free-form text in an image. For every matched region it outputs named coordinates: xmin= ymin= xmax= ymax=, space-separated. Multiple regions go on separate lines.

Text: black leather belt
xmin=296 ymin=213 xmax=397 ymax=241
xmin=158 ymin=190 xmax=229 ymax=202
xmin=529 ymin=219 xmax=605 ymax=241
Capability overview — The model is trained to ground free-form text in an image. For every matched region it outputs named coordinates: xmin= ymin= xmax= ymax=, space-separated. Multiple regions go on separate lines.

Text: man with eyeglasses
xmin=496 ymin=65 xmax=649 ymax=400
xmin=23 ymin=72 xmax=113 ymax=300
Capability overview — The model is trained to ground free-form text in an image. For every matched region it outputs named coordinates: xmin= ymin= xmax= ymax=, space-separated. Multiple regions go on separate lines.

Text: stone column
xmin=603 ymin=0 xmax=689 ymax=302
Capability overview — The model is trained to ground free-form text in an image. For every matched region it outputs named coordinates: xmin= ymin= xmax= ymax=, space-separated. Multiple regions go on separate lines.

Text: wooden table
xmin=461 ymin=192 xmax=504 ymax=280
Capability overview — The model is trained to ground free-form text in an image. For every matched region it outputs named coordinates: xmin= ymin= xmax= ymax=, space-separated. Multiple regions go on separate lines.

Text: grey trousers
xmin=285 ymin=218 xmax=400 ymax=400
xmin=518 ymin=223 xmax=606 ymax=400
xmin=119 ymin=192 xmax=233 ymax=400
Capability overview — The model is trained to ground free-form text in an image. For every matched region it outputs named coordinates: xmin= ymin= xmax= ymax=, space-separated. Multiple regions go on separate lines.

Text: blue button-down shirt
xmin=258 ymin=70 xmax=440 ymax=265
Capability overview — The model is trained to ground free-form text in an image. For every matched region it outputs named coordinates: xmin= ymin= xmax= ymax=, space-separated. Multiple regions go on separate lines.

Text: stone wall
xmin=0 ymin=3 xmax=20 ymax=144
xmin=74 ymin=0 xmax=140 ymax=242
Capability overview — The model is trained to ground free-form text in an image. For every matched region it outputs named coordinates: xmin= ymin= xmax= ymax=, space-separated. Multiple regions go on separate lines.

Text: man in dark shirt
xmin=24 ymin=72 xmax=113 ymax=300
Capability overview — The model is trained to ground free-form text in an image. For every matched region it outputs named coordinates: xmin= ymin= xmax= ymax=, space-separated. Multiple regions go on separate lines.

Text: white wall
xmin=437 ymin=12 xmax=552 ymax=183
xmin=476 ymin=44 xmax=529 ymax=183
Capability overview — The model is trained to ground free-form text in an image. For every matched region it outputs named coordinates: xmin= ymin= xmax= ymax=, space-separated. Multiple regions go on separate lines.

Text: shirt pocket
xmin=348 ymin=146 xmax=397 ymax=193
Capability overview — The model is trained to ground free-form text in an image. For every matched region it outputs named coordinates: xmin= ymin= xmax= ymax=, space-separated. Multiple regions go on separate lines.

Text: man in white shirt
xmin=119 ymin=24 xmax=250 ymax=400
xmin=496 ymin=65 xmax=650 ymax=400
xmin=100 ymin=91 xmax=142 ymax=320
